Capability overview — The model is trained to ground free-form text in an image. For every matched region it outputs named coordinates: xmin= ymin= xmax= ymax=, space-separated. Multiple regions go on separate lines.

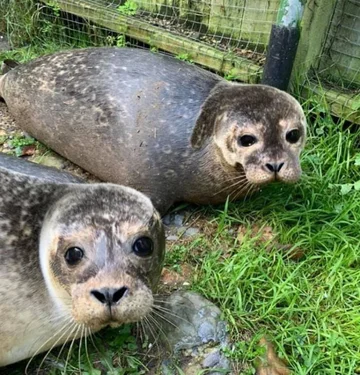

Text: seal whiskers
xmin=230 ymin=180 xmax=255 ymax=202
xmin=152 ymin=303 xmax=187 ymax=326
xmin=63 ymin=324 xmax=83 ymax=374
xmin=77 ymin=324 xmax=85 ymax=373
xmin=84 ymin=327 xmax=92 ymax=368
xmin=213 ymin=176 xmax=251 ymax=199
xmin=25 ymin=318 xmax=75 ymax=374
xmin=39 ymin=322 xmax=79 ymax=374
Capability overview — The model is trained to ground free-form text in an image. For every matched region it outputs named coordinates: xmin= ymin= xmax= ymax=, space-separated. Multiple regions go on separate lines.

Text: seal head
xmin=39 ymin=184 xmax=165 ymax=331
xmin=191 ymin=83 xmax=306 ymax=185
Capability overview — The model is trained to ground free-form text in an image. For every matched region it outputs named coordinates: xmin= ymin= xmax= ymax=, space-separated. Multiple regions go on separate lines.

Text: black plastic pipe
xmin=261 ymin=24 xmax=300 ymax=91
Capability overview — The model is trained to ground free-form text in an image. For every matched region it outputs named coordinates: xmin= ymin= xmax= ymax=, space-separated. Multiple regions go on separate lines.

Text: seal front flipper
xmin=0 ymin=59 xmax=19 ymax=99
xmin=0 ymin=59 xmax=19 ymax=75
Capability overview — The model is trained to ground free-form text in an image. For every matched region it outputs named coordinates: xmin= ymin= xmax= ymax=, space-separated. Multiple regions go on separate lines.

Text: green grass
xmin=178 ymin=110 xmax=360 ymax=374
xmin=1 ymin=41 xmax=360 ymax=374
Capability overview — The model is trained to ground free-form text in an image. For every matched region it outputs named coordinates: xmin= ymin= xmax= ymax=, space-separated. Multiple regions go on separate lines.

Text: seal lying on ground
xmin=0 ymin=157 xmax=164 ymax=366
xmin=0 ymin=48 xmax=306 ymax=213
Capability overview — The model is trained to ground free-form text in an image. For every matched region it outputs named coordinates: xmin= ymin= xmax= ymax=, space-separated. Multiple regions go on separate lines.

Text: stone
xmin=203 ymin=349 xmax=221 ymax=367
xmin=166 ymin=235 xmax=179 ymax=241
xmin=174 ymin=214 xmax=185 ymax=227
xmin=0 ymin=33 xmax=10 ymax=52
xmin=162 ymin=214 xmax=172 ymax=226
xmin=184 ymin=227 xmax=200 ymax=237
xmin=156 ymin=291 xmax=232 ymax=374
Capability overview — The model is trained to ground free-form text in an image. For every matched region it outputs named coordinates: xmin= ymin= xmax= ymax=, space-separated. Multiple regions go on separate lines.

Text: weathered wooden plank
xmin=178 ymin=0 xmax=210 ymax=25
xmin=133 ymin=0 xmax=178 ymax=16
xmin=291 ymin=0 xmax=338 ymax=82
xmin=208 ymin=0 xmax=279 ymax=47
xmin=42 ymin=0 xmax=262 ymax=83
xmin=325 ymin=0 xmax=360 ymax=86
xmin=133 ymin=0 xmax=279 ymax=46
xmin=241 ymin=0 xmax=279 ymax=46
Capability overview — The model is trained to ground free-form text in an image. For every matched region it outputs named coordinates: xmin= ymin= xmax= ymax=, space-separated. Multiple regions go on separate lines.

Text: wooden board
xmin=301 ymin=82 xmax=360 ymax=124
xmin=292 ymin=0 xmax=338 ymax=81
xmin=132 ymin=0 xmax=279 ymax=46
xmin=325 ymin=0 xmax=360 ymax=87
xmin=42 ymin=0 xmax=262 ymax=83
xmin=207 ymin=0 xmax=280 ymax=48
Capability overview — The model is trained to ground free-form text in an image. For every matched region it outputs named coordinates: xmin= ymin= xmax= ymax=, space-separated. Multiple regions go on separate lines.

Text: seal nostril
xmin=112 ymin=287 xmax=128 ymax=304
xmin=265 ymin=163 xmax=274 ymax=172
xmin=91 ymin=290 xmax=107 ymax=304
xmin=266 ymin=163 xmax=284 ymax=173
xmin=91 ymin=287 xmax=129 ymax=305
xmin=277 ymin=162 xmax=284 ymax=172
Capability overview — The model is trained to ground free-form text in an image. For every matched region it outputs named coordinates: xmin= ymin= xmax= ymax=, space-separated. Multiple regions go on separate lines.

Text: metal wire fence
xmin=1 ymin=0 xmax=280 ymax=83
xmin=319 ymin=0 xmax=360 ymax=91
xmin=0 ymin=0 xmax=359 ymax=122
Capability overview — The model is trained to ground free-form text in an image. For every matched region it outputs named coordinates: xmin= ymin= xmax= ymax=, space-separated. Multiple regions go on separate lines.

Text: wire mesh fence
xmin=319 ymin=0 xmax=360 ymax=91
xmin=0 ymin=0 xmax=359 ymax=122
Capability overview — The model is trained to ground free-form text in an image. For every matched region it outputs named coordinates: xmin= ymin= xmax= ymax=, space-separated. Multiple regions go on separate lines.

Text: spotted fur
xmin=0 ymin=47 xmax=306 ymax=213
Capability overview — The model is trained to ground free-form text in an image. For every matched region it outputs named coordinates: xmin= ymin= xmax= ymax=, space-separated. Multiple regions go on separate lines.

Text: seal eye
xmin=133 ymin=237 xmax=154 ymax=257
xmin=286 ymin=129 xmax=301 ymax=144
xmin=65 ymin=247 xmax=84 ymax=266
xmin=238 ymin=135 xmax=257 ymax=147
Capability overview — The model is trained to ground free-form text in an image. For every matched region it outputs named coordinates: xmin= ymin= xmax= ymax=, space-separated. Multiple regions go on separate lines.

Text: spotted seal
xmin=0 ymin=47 xmax=306 ymax=213
xmin=0 ymin=156 xmax=165 ymax=366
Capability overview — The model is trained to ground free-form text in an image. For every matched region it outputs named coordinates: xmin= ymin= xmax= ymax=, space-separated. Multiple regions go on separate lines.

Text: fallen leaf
xmin=237 ymin=224 xmax=277 ymax=246
xmin=20 ymin=144 xmax=36 ymax=156
xmin=282 ymin=246 xmax=305 ymax=261
xmin=255 ymin=337 xmax=291 ymax=375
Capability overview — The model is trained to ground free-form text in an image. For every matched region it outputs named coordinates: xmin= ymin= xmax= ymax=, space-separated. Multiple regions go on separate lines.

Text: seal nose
xmin=265 ymin=162 xmax=284 ymax=173
xmin=91 ymin=287 xmax=129 ymax=306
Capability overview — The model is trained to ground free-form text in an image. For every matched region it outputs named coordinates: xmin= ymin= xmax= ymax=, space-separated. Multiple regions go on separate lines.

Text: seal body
xmin=0 ymin=48 xmax=307 ymax=213
xmin=0 ymin=152 xmax=82 ymax=183
xmin=0 ymin=158 xmax=164 ymax=366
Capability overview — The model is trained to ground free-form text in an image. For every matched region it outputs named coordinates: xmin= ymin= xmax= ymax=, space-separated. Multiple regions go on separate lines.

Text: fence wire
xmin=1 ymin=0 xmax=280 ymax=83
xmin=319 ymin=0 xmax=360 ymax=91
xmin=0 ymin=0 xmax=359 ymax=123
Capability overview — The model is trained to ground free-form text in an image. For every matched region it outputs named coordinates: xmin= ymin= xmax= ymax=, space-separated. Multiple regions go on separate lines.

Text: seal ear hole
xmin=286 ymin=129 xmax=301 ymax=144
xmin=65 ymin=247 xmax=84 ymax=266
xmin=132 ymin=237 xmax=154 ymax=257
xmin=238 ymin=135 xmax=257 ymax=147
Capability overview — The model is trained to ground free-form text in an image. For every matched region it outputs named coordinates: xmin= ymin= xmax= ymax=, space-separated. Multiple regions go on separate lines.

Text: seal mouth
xmin=108 ymin=320 xmax=123 ymax=328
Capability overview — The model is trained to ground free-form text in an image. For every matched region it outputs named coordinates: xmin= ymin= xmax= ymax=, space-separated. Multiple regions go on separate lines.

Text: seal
xmin=0 ymin=152 xmax=83 ymax=183
xmin=0 ymin=158 xmax=165 ymax=367
xmin=0 ymin=47 xmax=306 ymax=213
